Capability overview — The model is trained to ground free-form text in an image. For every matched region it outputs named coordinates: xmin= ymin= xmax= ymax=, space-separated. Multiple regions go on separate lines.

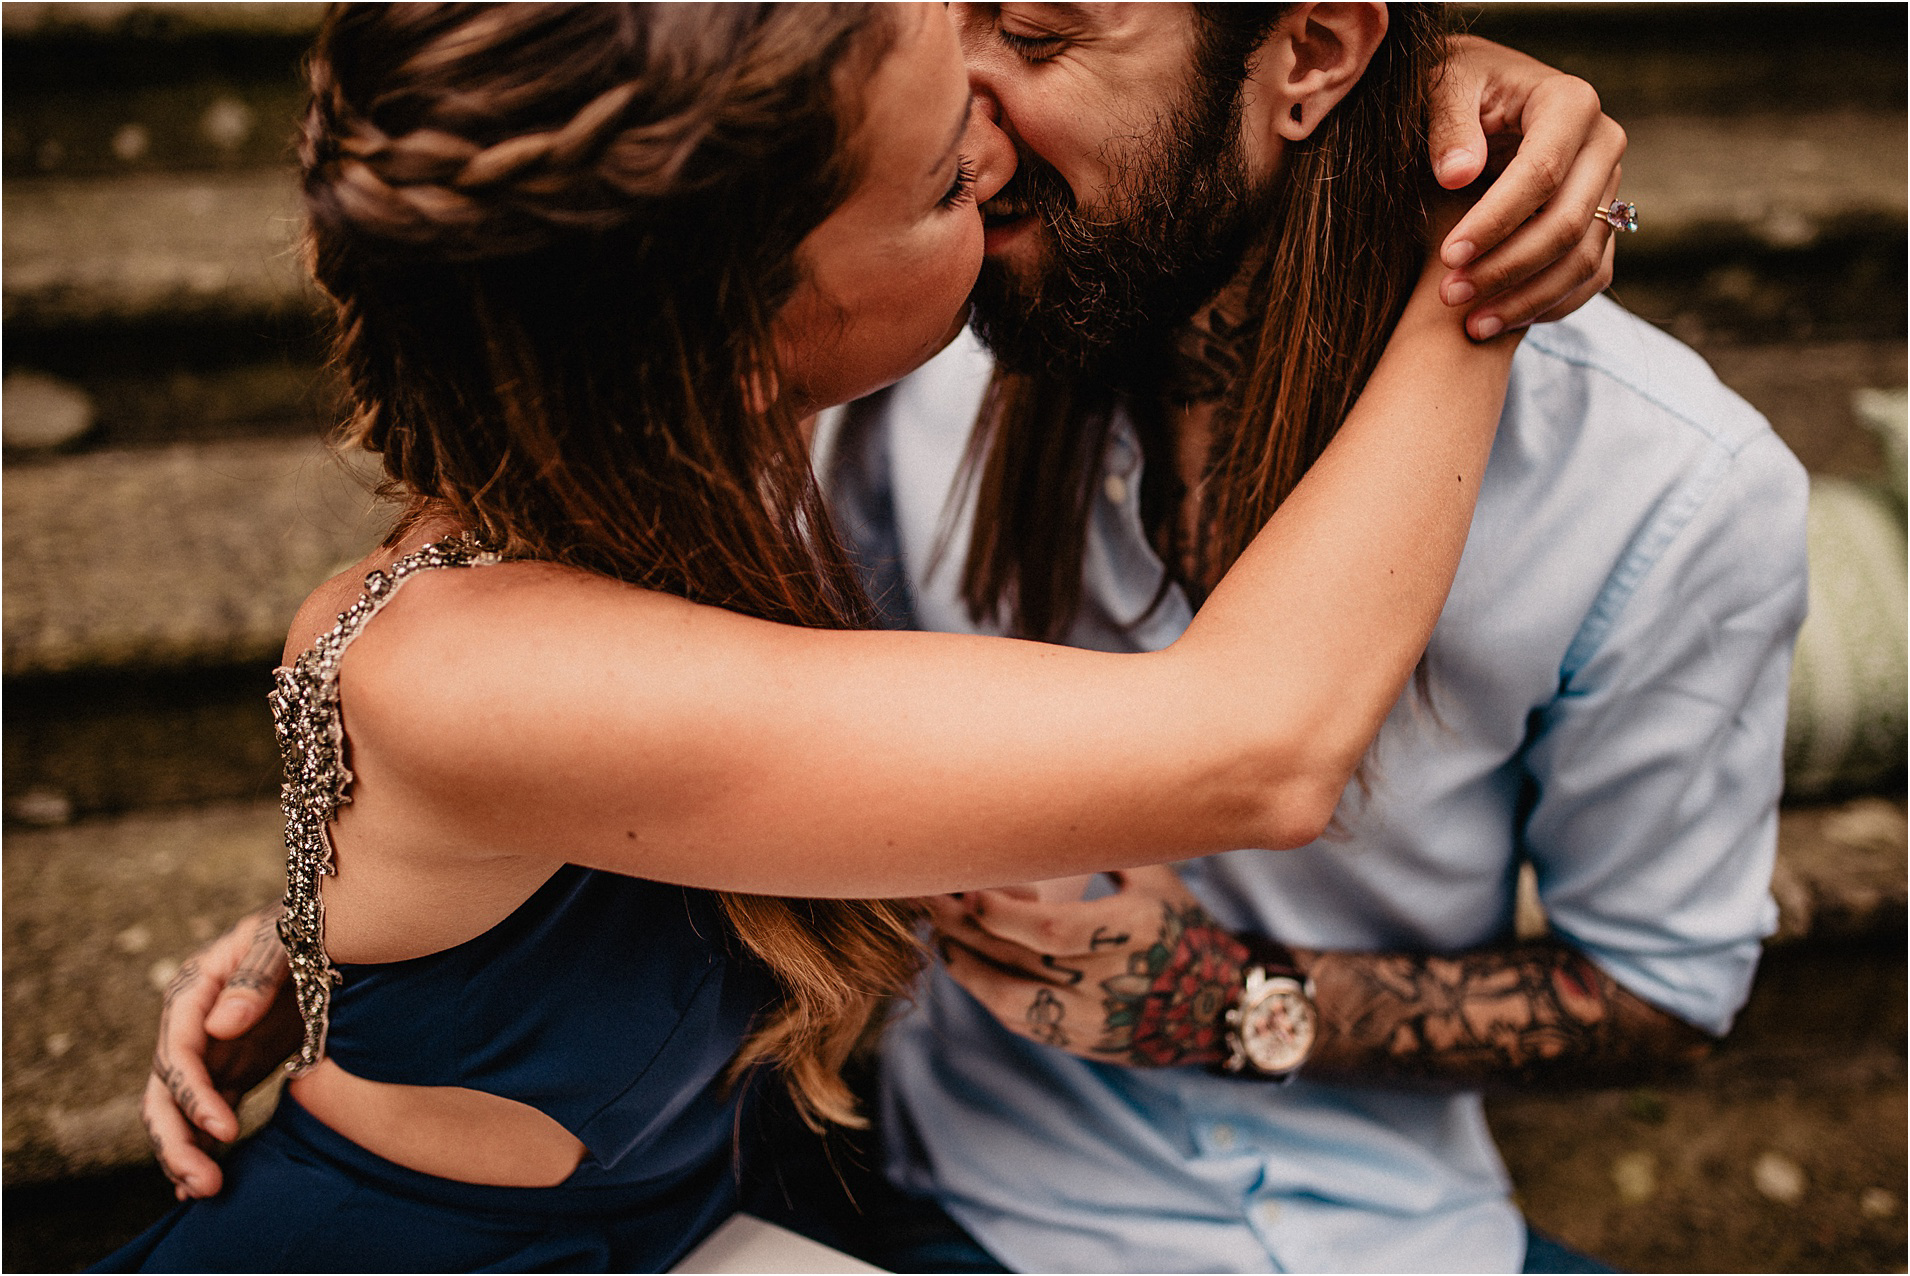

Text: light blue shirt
xmin=817 ymin=295 xmax=1809 ymax=1274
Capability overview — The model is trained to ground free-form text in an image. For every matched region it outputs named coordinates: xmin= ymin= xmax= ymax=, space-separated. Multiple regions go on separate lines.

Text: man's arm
xmin=1295 ymin=940 xmax=1712 ymax=1088
xmin=928 ymin=868 xmax=1710 ymax=1090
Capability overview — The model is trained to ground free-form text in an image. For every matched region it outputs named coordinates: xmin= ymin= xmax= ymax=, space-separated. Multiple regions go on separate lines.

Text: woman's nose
xmin=962 ymin=98 xmax=1016 ymax=207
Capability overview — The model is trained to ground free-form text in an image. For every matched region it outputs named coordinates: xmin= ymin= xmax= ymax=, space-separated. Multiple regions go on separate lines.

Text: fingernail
xmin=1434 ymin=149 xmax=1470 ymax=183
xmin=1443 ymin=240 xmax=1476 ymax=269
xmin=1473 ymin=316 xmax=1503 ymax=340
xmin=1443 ymin=279 xmax=1475 ymax=306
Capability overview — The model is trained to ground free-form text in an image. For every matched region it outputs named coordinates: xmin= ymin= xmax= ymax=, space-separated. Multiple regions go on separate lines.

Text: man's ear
xmin=1243 ymin=3 xmax=1388 ymax=156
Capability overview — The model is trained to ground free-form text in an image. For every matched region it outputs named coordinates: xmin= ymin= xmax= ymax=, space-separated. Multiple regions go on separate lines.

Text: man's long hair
xmin=302 ymin=2 xmax=923 ymax=1131
xmin=960 ymin=4 xmax=1448 ymax=641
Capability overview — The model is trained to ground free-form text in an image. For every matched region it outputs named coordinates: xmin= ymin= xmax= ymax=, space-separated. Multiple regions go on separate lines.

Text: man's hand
xmin=926 ymin=866 xmax=1247 ymax=1067
xmin=1429 ymin=35 xmax=1629 ymax=339
xmin=931 ymin=865 xmax=1714 ymax=1088
xmin=143 ymin=909 xmax=300 ymax=1199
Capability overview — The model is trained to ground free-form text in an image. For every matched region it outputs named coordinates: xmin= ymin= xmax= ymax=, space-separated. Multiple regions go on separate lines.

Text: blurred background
xmin=2 ymin=3 xmax=1903 ymax=1270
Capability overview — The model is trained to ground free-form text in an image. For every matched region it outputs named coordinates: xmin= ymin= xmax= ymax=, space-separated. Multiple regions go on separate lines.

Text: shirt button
xmin=1256 ymin=1200 xmax=1282 ymax=1226
xmin=1103 ymin=472 xmax=1129 ymax=504
xmin=1209 ymin=1123 xmax=1236 ymax=1150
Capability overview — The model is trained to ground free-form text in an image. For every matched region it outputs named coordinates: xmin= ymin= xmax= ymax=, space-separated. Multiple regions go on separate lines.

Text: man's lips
xmin=982 ymin=203 xmax=1037 ymax=255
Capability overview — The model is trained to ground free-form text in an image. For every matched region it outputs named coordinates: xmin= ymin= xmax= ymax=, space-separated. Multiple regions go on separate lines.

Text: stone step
xmin=3 ymin=800 xmax=287 ymax=1187
xmin=3 ymin=107 xmax=1903 ymax=332
xmin=1 ymin=3 xmax=321 ymax=39
xmin=1463 ymin=2 xmax=1905 ymax=115
xmin=3 ymin=172 xmax=311 ymax=328
xmin=3 ymin=794 xmax=1899 ymax=1188
xmin=1 ymin=436 xmax=394 ymax=679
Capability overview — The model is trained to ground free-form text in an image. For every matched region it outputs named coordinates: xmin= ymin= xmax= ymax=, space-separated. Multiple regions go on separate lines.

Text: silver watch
xmin=1221 ymin=963 xmax=1317 ymax=1081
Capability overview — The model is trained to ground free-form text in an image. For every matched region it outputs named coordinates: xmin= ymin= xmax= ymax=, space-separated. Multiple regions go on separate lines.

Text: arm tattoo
xmin=1304 ymin=942 xmax=1713 ymax=1089
xmin=1093 ymin=901 xmax=1249 ymax=1066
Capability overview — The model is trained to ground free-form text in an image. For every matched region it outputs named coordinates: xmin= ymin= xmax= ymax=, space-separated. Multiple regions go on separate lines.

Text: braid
xmin=301 ymin=2 xmax=922 ymax=1131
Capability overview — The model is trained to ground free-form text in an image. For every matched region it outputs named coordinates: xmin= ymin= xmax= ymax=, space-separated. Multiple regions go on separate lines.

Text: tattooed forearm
xmin=1091 ymin=901 xmax=1248 ymax=1067
xmin=1298 ymin=942 xmax=1713 ymax=1089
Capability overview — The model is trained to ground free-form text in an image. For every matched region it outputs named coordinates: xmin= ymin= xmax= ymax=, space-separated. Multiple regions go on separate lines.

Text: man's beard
xmin=969 ymin=72 xmax=1267 ymax=388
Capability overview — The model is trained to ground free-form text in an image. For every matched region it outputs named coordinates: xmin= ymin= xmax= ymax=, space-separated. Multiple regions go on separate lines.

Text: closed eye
xmin=940 ymin=155 xmax=978 ymax=209
xmin=997 ymin=27 xmax=1067 ymax=61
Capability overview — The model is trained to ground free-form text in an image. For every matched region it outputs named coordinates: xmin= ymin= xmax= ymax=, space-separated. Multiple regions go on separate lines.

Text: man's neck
xmin=1156 ymin=247 xmax=1266 ymax=584
xmin=1159 ymin=245 xmax=1264 ymax=407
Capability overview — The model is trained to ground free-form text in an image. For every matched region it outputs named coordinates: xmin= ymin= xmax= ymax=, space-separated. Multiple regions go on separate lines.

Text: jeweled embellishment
xmin=1597 ymin=198 xmax=1639 ymax=233
xmin=271 ymin=536 xmax=502 ymax=1075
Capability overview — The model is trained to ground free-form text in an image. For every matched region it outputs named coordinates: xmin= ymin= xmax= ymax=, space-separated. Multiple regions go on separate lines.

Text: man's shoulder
xmin=1509 ymin=294 xmax=1776 ymax=460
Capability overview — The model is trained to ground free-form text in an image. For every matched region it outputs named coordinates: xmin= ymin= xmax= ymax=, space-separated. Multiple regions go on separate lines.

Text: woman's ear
xmin=1244 ymin=2 xmax=1389 ymax=152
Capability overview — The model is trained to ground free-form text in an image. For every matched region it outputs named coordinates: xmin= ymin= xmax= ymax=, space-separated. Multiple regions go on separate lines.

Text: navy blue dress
xmin=96 ymin=542 xmax=780 ymax=1272
xmin=97 ymin=869 xmax=778 ymax=1273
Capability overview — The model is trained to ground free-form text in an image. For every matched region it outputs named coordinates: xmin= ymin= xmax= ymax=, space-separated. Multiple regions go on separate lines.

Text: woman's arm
xmin=348 ymin=261 xmax=1518 ymax=900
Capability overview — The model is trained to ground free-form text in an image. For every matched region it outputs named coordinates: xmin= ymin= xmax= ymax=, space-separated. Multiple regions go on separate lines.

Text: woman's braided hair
xmin=302 ymin=3 xmax=924 ymax=1130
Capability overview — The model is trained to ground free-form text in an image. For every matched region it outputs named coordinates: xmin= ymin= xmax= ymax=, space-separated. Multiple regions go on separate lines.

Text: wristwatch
xmin=1218 ymin=937 xmax=1317 ymax=1082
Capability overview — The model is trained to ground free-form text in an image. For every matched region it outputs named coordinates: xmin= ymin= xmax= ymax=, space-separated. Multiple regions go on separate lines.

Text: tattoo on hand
xmin=161 ymin=960 xmax=201 ymax=1011
xmin=1094 ymin=902 xmax=1248 ymax=1066
xmin=152 ymin=1056 xmax=204 ymax=1128
xmin=1026 ymin=988 xmax=1069 ymax=1048
xmin=1088 ymin=927 xmax=1129 ymax=951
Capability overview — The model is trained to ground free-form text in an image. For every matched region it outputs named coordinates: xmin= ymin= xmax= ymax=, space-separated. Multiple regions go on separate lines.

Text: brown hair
xmin=301 ymin=2 xmax=920 ymax=1128
xmin=960 ymin=3 xmax=1448 ymax=640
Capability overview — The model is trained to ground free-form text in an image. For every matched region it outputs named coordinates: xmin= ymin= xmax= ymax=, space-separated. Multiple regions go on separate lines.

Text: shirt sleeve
xmin=1521 ymin=427 xmax=1810 ymax=1036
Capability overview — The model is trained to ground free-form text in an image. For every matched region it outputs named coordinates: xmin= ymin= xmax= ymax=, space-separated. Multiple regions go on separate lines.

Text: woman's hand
xmin=1429 ymin=35 xmax=1628 ymax=339
xmin=925 ymin=866 xmax=1249 ymax=1067
xmin=142 ymin=910 xmax=298 ymax=1199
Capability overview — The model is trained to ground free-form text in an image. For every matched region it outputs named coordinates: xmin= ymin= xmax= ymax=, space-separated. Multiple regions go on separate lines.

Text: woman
xmin=103 ymin=3 xmax=1556 ymax=1270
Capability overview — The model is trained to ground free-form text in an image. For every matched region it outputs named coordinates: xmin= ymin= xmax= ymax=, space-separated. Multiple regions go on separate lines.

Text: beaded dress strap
xmin=270 ymin=537 xmax=503 ymax=1076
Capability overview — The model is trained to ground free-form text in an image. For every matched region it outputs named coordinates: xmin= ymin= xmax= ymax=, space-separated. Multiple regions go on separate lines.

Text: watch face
xmin=1241 ymin=976 xmax=1316 ymax=1074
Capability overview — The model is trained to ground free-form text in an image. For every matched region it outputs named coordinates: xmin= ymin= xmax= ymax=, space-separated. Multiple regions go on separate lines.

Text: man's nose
xmin=962 ymin=99 xmax=1017 ymax=207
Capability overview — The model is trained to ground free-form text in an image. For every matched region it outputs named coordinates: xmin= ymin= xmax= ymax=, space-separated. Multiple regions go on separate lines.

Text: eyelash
xmin=940 ymin=155 xmax=978 ymax=209
xmin=996 ymin=27 xmax=1065 ymax=61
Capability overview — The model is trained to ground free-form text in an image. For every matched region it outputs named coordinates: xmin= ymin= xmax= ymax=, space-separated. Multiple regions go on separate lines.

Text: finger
xmin=1424 ymin=59 xmax=1488 ymax=190
xmin=142 ymin=1073 xmax=225 ymax=1199
xmin=938 ymin=936 xmax=1083 ymax=1050
xmin=920 ymin=892 xmax=974 ymax=931
xmin=935 ymin=926 xmax=1082 ymax=988
xmin=960 ymin=888 xmax=1153 ymax=957
xmin=154 ymin=964 xmax=244 ymax=1143
xmin=206 ymin=919 xmax=291 ymax=1040
xmin=1441 ymin=74 xmax=1605 ymax=269
xmin=1451 ymin=132 xmax=1624 ymax=309
xmin=1465 ymin=172 xmax=1621 ymax=337
xmin=1529 ymin=233 xmax=1618 ymax=327
xmin=1466 ymin=224 xmax=1616 ymax=339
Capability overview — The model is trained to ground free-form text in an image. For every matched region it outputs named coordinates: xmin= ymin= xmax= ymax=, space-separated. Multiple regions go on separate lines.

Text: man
xmin=813 ymin=4 xmax=1806 ymax=1271
xmin=146 ymin=6 xmax=1805 ymax=1273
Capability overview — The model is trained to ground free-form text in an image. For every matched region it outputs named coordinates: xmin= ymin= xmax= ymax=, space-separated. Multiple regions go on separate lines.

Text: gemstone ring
xmin=1595 ymin=199 xmax=1639 ymax=233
